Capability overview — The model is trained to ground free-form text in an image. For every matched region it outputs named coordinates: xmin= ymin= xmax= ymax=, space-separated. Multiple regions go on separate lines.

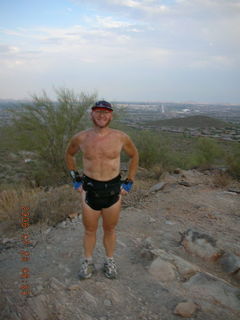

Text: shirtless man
xmin=65 ymin=100 xmax=139 ymax=279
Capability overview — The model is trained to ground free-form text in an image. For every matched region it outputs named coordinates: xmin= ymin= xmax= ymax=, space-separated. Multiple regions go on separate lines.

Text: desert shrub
xmin=8 ymin=88 xmax=96 ymax=186
xmin=151 ymin=164 xmax=165 ymax=179
xmin=188 ymin=137 xmax=223 ymax=169
xmin=130 ymin=130 xmax=174 ymax=170
xmin=226 ymin=143 xmax=240 ymax=179
xmin=212 ymin=171 xmax=233 ymax=187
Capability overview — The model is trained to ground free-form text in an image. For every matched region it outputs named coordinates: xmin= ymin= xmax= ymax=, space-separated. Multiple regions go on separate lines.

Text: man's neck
xmin=93 ymin=126 xmax=110 ymax=136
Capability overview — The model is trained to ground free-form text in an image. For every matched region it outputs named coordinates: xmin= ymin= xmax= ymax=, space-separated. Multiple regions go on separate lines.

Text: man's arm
xmin=122 ymin=133 xmax=139 ymax=182
xmin=65 ymin=134 xmax=80 ymax=170
xmin=65 ymin=134 xmax=83 ymax=191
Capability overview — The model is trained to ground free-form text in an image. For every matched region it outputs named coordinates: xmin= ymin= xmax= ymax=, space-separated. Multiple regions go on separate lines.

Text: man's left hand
xmin=121 ymin=179 xmax=133 ymax=195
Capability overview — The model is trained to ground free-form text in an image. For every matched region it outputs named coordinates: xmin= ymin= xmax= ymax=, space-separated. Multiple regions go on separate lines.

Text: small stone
xmin=149 ymin=182 xmax=165 ymax=193
xmin=174 ymin=168 xmax=182 ymax=174
xmin=31 ymin=284 xmax=44 ymax=296
xmin=178 ymin=181 xmax=191 ymax=187
xmin=44 ymin=228 xmax=52 ymax=234
xmin=140 ymin=248 xmax=155 ymax=261
xmin=2 ymin=238 xmax=16 ymax=244
xmin=68 ymin=212 xmax=79 ymax=220
xmin=218 ymin=253 xmax=240 ymax=274
xmin=174 ymin=301 xmax=198 ymax=317
xmin=235 ymin=270 xmax=240 ymax=281
xmin=48 ymin=277 xmax=66 ymax=291
xmin=142 ymin=237 xmax=154 ymax=250
xmin=67 ymin=283 xmax=82 ymax=291
xmin=59 ymin=221 xmax=67 ymax=228
xmin=165 ymin=220 xmax=175 ymax=225
xmin=82 ymin=291 xmax=98 ymax=307
xmin=104 ymin=299 xmax=112 ymax=307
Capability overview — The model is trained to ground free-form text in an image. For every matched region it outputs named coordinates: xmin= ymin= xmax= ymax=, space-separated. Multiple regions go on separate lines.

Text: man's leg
xmin=81 ymin=192 xmax=101 ymax=259
xmin=78 ymin=192 xmax=101 ymax=279
xmin=101 ymin=196 xmax=121 ymax=279
xmin=102 ymin=196 xmax=121 ymax=257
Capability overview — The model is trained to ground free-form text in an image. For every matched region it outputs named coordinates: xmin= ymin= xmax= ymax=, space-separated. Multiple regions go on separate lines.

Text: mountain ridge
xmin=147 ymin=115 xmax=232 ymax=129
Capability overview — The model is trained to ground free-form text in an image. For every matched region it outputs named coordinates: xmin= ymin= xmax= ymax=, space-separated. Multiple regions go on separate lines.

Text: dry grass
xmin=0 ymin=185 xmax=81 ymax=233
xmin=121 ymin=178 xmax=153 ymax=208
xmin=122 ymin=186 xmax=147 ymax=208
xmin=212 ymin=172 xmax=233 ymax=187
xmin=0 ymin=188 xmax=38 ymax=222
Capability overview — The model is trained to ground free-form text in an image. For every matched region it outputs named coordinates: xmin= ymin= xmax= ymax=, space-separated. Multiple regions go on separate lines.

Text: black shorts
xmin=82 ymin=174 xmax=121 ymax=211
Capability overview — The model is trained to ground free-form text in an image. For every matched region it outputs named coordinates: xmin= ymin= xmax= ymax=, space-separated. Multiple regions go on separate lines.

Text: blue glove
xmin=69 ymin=170 xmax=83 ymax=190
xmin=73 ymin=181 xmax=83 ymax=190
xmin=121 ymin=179 xmax=133 ymax=192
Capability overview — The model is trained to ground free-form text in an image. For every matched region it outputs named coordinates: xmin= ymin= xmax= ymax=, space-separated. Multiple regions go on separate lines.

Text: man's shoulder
xmin=110 ymin=128 xmax=128 ymax=138
xmin=72 ymin=129 xmax=92 ymax=141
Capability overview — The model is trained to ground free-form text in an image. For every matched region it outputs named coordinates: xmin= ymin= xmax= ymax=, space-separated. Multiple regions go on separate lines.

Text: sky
xmin=0 ymin=0 xmax=240 ymax=104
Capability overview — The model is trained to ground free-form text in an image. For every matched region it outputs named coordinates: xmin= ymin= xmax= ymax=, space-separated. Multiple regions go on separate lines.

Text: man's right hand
xmin=69 ymin=170 xmax=83 ymax=191
xmin=73 ymin=181 xmax=83 ymax=191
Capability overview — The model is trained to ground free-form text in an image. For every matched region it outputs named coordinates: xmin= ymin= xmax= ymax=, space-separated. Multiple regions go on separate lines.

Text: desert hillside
xmin=0 ymin=169 xmax=240 ymax=320
xmin=147 ymin=115 xmax=231 ymax=128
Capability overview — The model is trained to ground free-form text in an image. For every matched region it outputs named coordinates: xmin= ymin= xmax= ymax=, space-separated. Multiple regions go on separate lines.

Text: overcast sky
xmin=0 ymin=0 xmax=240 ymax=103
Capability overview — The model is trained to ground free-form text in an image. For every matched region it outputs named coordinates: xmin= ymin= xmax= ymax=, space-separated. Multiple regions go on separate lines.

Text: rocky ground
xmin=0 ymin=169 xmax=240 ymax=320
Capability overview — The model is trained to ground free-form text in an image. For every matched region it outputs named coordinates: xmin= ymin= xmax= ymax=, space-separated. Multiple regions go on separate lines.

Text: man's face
xmin=91 ymin=109 xmax=113 ymax=128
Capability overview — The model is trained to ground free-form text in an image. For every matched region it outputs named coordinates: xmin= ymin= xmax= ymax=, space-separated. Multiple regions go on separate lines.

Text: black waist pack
xmin=82 ymin=175 xmax=121 ymax=198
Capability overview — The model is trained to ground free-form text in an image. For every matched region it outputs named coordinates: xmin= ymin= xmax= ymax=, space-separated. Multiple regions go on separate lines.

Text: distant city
xmin=114 ymin=101 xmax=240 ymax=124
xmin=115 ymin=102 xmax=240 ymax=142
xmin=1 ymin=99 xmax=240 ymax=141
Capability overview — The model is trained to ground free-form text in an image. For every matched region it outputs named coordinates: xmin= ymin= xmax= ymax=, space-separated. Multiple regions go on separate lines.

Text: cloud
xmin=189 ymin=55 xmax=234 ymax=70
xmin=95 ymin=15 xmax=134 ymax=29
xmin=1 ymin=0 xmax=239 ymax=101
xmin=0 ymin=44 xmax=19 ymax=55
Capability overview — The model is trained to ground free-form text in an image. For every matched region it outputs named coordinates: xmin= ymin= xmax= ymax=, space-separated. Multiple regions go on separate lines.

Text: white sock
xmin=84 ymin=257 xmax=93 ymax=262
xmin=106 ymin=256 xmax=114 ymax=262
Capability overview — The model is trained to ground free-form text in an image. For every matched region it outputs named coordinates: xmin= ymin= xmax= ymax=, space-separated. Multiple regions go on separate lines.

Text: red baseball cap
xmin=92 ymin=100 xmax=113 ymax=112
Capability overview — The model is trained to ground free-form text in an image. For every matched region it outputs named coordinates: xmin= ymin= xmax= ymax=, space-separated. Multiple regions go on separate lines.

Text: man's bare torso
xmin=77 ymin=128 xmax=124 ymax=181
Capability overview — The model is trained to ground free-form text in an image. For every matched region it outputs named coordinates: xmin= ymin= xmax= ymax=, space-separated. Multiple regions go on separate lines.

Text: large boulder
xmin=180 ymin=229 xmax=223 ymax=261
xmin=184 ymin=272 xmax=240 ymax=314
xmin=149 ymin=257 xmax=176 ymax=282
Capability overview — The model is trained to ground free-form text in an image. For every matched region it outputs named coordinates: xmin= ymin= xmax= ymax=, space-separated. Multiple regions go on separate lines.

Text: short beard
xmin=92 ymin=117 xmax=111 ymax=128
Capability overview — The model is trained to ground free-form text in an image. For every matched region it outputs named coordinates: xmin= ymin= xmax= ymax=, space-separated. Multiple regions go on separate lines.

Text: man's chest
xmin=80 ymin=135 xmax=122 ymax=160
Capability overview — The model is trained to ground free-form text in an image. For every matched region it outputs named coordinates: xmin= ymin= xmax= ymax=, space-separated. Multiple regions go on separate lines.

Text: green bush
xmin=188 ymin=137 xmax=224 ymax=169
xmin=8 ymin=88 xmax=96 ymax=186
xmin=130 ymin=130 xmax=175 ymax=170
xmin=226 ymin=143 xmax=240 ymax=179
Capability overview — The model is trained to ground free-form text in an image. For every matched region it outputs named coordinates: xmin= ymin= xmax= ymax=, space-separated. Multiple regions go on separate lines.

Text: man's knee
xmin=103 ymin=225 xmax=116 ymax=234
xmin=84 ymin=228 xmax=97 ymax=236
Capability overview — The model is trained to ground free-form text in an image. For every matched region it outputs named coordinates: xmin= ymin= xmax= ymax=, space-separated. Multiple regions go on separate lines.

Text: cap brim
xmin=92 ymin=106 xmax=113 ymax=112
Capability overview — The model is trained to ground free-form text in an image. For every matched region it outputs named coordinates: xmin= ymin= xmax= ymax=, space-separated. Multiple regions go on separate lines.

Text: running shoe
xmin=78 ymin=259 xmax=95 ymax=279
xmin=103 ymin=258 xmax=117 ymax=279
